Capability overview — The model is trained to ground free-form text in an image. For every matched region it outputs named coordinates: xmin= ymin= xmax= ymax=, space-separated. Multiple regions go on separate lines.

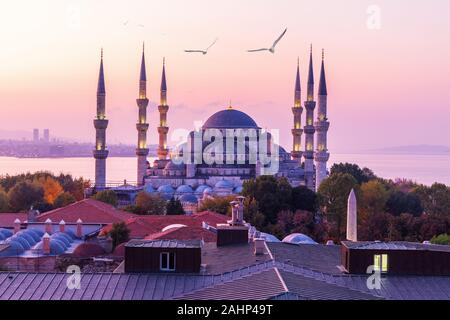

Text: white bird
xmin=185 ymin=38 xmax=218 ymax=55
xmin=247 ymin=28 xmax=287 ymax=53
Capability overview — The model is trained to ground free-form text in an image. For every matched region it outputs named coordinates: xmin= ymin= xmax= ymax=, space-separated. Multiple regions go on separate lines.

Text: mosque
xmin=92 ymin=45 xmax=330 ymax=211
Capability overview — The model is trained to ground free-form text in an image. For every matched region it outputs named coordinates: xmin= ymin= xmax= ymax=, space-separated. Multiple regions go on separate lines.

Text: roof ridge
xmin=36 ymin=198 xmax=88 ymax=219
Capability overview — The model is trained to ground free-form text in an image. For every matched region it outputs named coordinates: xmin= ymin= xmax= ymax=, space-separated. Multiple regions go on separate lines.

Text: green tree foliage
xmin=198 ymin=195 xmax=235 ymax=215
xmin=275 ymin=210 xmax=329 ymax=242
xmin=431 ymin=233 xmax=450 ymax=245
xmin=385 ymin=190 xmax=423 ymax=216
xmin=360 ymin=180 xmax=389 ymax=216
xmin=413 ymin=183 xmax=450 ymax=217
xmin=53 ymin=192 xmax=77 ymax=208
xmin=8 ymin=181 xmax=44 ymax=212
xmin=330 ymin=163 xmax=376 ymax=184
xmin=0 ymin=188 xmax=9 ymax=212
xmin=291 ymin=186 xmax=318 ymax=212
xmin=166 ymin=197 xmax=185 ymax=215
xmin=134 ymin=192 xmax=166 ymax=215
xmin=317 ymin=173 xmax=359 ymax=240
xmin=92 ymin=190 xmax=118 ymax=207
xmin=109 ymin=221 xmax=130 ymax=248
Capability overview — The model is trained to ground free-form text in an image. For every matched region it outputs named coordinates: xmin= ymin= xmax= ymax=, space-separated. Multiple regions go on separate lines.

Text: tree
xmin=54 ymin=192 xmax=77 ymax=208
xmin=35 ymin=176 xmax=64 ymax=205
xmin=109 ymin=222 xmax=130 ymax=248
xmin=134 ymin=192 xmax=166 ymax=215
xmin=360 ymin=180 xmax=389 ymax=216
xmin=243 ymin=197 xmax=265 ymax=229
xmin=198 ymin=195 xmax=235 ymax=215
xmin=330 ymin=163 xmax=376 ymax=184
xmin=0 ymin=189 xmax=9 ymax=212
xmin=431 ymin=233 xmax=450 ymax=245
xmin=92 ymin=190 xmax=118 ymax=207
xmin=317 ymin=173 xmax=359 ymax=240
xmin=291 ymin=186 xmax=318 ymax=212
xmin=413 ymin=183 xmax=450 ymax=217
xmin=166 ymin=197 xmax=185 ymax=215
xmin=8 ymin=181 xmax=44 ymax=212
xmin=358 ymin=212 xmax=392 ymax=241
xmin=275 ymin=210 xmax=328 ymax=242
xmin=385 ymin=190 xmax=423 ymax=216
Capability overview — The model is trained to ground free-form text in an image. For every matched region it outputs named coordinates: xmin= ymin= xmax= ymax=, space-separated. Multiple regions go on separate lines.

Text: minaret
xmin=93 ymin=49 xmax=109 ymax=189
xmin=291 ymin=58 xmax=303 ymax=162
xmin=303 ymin=45 xmax=316 ymax=190
xmin=314 ymin=49 xmax=330 ymax=191
xmin=136 ymin=43 xmax=150 ymax=186
xmin=157 ymin=58 xmax=169 ymax=160
xmin=346 ymin=189 xmax=357 ymax=242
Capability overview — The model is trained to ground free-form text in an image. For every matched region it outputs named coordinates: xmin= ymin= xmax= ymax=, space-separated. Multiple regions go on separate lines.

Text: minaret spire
xmin=314 ymin=48 xmax=330 ymax=191
xmin=136 ymin=43 xmax=150 ymax=186
xmin=291 ymin=57 xmax=303 ymax=162
xmin=157 ymin=58 xmax=169 ymax=160
xmin=303 ymin=44 xmax=316 ymax=190
xmin=93 ymin=49 xmax=109 ymax=189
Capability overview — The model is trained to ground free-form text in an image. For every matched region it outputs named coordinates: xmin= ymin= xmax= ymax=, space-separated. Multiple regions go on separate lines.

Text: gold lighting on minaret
xmin=291 ymin=57 xmax=303 ymax=161
xmin=157 ymin=58 xmax=169 ymax=160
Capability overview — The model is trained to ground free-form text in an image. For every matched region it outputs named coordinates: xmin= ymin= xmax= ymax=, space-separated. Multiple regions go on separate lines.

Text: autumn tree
xmin=330 ymin=163 xmax=376 ymax=184
xmin=8 ymin=181 xmax=44 ymax=212
xmin=54 ymin=192 xmax=77 ymax=208
xmin=109 ymin=222 xmax=130 ymax=248
xmin=198 ymin=195 xmax=235 ymax=216
xmin=413 ymin=183 xmax=450 ymax=217
xmin=92 ymin=190 xmax=118 ymax=207
xmin=35 ymin=176 xmax=64 ymax=205
xmin=360 ymin=180 xmax=389 ymax=216
xmin=134 ymin=192 xmax=166 ymax=215
xmin=0 ymin=188 xmax=9 ymax=212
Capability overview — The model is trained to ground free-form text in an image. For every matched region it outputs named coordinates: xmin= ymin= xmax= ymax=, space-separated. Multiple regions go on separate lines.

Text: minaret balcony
xmin=303 ymin=125 xmax=315 ymax=134
xmin=136 ymin=98 xmax=149 ymax=107
xmin=158 ymin=126 xmax=169 ymax=134
xmin=291 ymin=107 xmax=303 ymax=115
xmin=136 ymin=148 xmax=149 ymax=156
xmin=291 ymin=150 xmax=303 ymax=159
xmin=304 ymin=101 xmax=316 ymax=110
xmin=314 ymin=151 xmax=330 ymax=162
xmin=158 ymin=105 xmax=169 ymax=113
xmin=93 ymin=149 xmax=109 ymax=159
xmin=303 ymin=150 xmax=314 ymax=159
xmin=93 ymin=119 xmax=109 ymax=129
xmin=314 ymin=121 xmax=330 ymax=132
xmin=136 ymin=123 xmax=149 ymax=131
xmin=291 ymin=128 xmax=303 ymax=135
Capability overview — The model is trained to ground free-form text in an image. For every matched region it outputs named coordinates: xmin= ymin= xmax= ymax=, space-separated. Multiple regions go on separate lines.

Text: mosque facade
xmin=92 ymin=46 xmax=330 ymax=212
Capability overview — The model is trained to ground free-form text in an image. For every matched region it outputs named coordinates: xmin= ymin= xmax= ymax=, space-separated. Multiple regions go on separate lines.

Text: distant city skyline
xmin=0 ymin=0 xmax=449 ymax=152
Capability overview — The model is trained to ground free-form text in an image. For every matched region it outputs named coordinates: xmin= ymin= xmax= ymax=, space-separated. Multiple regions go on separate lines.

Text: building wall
xmin=0 ymin=256 xmax=56 ymax=272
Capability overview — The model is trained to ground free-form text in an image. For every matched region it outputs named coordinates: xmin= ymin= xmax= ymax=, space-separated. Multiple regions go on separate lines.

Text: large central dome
xmin=202 ymin=108 xmax=259 ymax=129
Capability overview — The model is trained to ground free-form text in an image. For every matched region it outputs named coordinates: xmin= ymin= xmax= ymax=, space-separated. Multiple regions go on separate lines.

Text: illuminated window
xmin=374 ymin=254 xmax=388 ymax=273
xmin=160 ymin=252 xmax=176 ymax=271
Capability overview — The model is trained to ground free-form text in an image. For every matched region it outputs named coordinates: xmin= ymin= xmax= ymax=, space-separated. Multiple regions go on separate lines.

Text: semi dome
xmin=176 ymin=185 xmax=194 ymax=194
xmin=144 ymin=184 xmax=155 ymax=193
xmin=282 ymin=233 xmax=317 ymax=245
xmin=214 ymin=179 xmax=234 ymax=189
xmin=233 ymin=186 xmax=243 ymax=193
xmin=178 ymin=194 xmax=198 ymax=204
xmin=157 ymin=185 xmax=175 ymax=194
xmin=164 ymin=161 xmax=185 ymax=171
xmin=203 ymin=109 xmax=259 ymax=129
xmin=0 ymin=228 xmax=13 ymax=240
xmin=195 ymin=185 xmax=211 ymax=195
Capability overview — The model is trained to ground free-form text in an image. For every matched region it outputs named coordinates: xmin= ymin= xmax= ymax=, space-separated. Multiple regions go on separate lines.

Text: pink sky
xmin=0 ymin=0 xmax=449 ymax=152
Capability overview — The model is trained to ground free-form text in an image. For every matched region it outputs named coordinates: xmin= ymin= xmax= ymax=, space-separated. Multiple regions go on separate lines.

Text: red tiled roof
xmin=0 ymin=213 xmax=28 ymax=228
xmin=36 ymin=199 xmax=136 ymax=224
xmin=72 ymin=243 xmax=105 ymax=258
xmin=144 ymin=225 xmax=217 ymax=242
xmin=100 ymin=211 xmax=228 ymax=239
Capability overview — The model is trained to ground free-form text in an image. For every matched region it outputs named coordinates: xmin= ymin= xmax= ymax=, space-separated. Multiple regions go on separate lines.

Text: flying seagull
xmin=185 ymin=38 xmax=218 ymax=55
xmin=247 ymin=28 xmax=287 ymax=53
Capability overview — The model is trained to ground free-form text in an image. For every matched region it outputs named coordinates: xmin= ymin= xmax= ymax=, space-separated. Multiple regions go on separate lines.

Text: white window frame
xmin=160 ymin=252 xmax=176 ymax=271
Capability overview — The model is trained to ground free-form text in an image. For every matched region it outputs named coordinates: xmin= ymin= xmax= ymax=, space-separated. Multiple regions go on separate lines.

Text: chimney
xmin=346 ymin=189 xmax=357 ymax=242
xmin=216 ymin=196 xmax=249 ymax=246
xmin=253 ymin=238 xmax=265 ymax=255
xmin=45 ymin=218 xmax=52 ymax=234
xmin=236 ymin=196 xmax=245 ymax=224
xmin=14 ymin=219 xmax=21 ymax=234
xmin=59 ymin=220 xmax=66 ymax=233
xmin=27 ymin=206 xmax=39 ymax=223
xmin=42 ymin=233 xmax=51 ymax=255
xmin=76 ymin=218 xmax=83 ymax=238
xmin=230 ymin=201 xmax=239 ymax=225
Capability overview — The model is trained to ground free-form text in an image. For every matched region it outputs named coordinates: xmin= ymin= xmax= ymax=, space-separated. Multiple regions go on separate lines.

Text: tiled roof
xmin=144 ymin=226 xmax=217 ymax=243
xmin=36 ymin=199 xmax=135 ymax=224
xmin=100 ymin=211 xmax=228 ymax=239
xmin=0 ymin=213 xmax=27 ymax=228
xmin=342 ymin=241 xmax=450 ymax=252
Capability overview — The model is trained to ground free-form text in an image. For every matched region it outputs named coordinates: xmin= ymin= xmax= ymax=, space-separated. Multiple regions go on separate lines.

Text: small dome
xmin=8 ymin=235 xmax=32 ymax=250
xmin=233 ymin=186 xmax=243 ymax=193
xmin=24 ymin=229 xmax=43 ymax=242
xmin=0 ymin=240 xmax=25 ymax=256
xmin=195 ymin=185 xmax=210 ymax=195
xmin=259 ymin=232 xmax=281 ymax=242
xmin=161 ymin=224 xmax=187 ymax=232
xmin=144 ymin=184 xmax=155 ymax=193
xmin=15 ymin=231 xmax=37 ymax=246
xmin=164 ymin=161 xmax=185 ymax=171
xmin=50 ymin=239 xmax=68 ymax=254
xmin=203 ymin=109 xmax=259 ymax=129
xmin=51 ymin=233 xmax=71 ymax=247
xmin=157 ymin=185 xmax=175 ymax=194
xmin=178 ymin=194 xmax=198 ymax=204
xmin=282 ymin=233 xmax=317 ymax=245
xmin=0 ymin=228 xmax=13 ymax=239
xmin=176 ymin=185 xmax=194 ymax=194
xmin=203 ymin=187 xmax=213 ymax=195
xmin=214 ymin=179 xmax=234 ymax=189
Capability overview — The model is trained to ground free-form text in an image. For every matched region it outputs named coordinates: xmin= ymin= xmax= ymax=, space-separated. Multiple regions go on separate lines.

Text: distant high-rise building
xmin=33 ymin=129 xmax=39 ymax=142
xmin=43 ymin=129 xmax=50 ymax=143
